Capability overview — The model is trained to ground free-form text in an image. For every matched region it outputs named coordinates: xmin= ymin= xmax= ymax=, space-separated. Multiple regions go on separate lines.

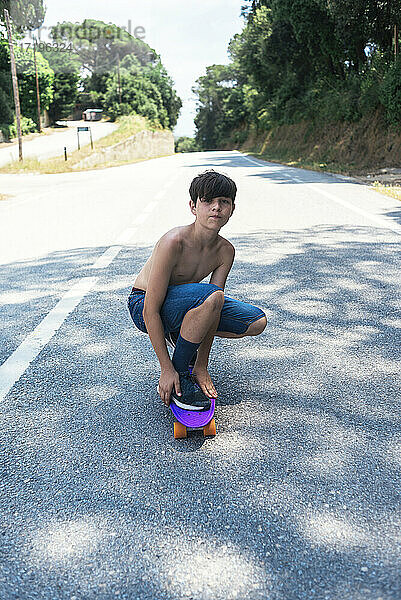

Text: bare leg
xmin=192 ymin=315 xmax=267 ymax=397
xmin=180 ymin=291 xmax=224 ymax=343
xmin=179 ymin=291 xmax=224 ymax=398
xmin=192 ymin=308 xmax=221 ymax=398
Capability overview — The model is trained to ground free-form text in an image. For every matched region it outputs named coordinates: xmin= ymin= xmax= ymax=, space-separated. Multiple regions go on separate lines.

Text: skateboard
xmin=159 ymin=368 xmax=217 ymax=439
xmin=170 ymin=394 xmax=216 ymax=439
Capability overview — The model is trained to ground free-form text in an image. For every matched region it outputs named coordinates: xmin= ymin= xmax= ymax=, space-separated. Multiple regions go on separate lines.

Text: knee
xmin=245 ymin=315 xmax=267 ymax=336
xmin=202 ymin=290 xmax=225 ymax=312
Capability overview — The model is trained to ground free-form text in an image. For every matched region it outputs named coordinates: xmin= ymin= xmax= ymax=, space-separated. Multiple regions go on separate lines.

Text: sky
xmin=36 ymin=0 xmax=245 ymax=137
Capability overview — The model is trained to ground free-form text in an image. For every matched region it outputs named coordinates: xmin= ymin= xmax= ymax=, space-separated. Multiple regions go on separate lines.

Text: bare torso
xmin=133 ymin=225 xmax=228 ymax=291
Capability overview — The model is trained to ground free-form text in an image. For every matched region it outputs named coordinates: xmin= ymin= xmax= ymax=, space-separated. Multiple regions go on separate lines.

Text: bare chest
xmin=170 ymin=246 xmax=220 ymax=285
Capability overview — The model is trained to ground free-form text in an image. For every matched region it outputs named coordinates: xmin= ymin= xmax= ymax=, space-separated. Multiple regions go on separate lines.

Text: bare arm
xmin=143 ymin=234 xmax=182 ymax=405
xmin=209 ymin=242 xmax=235 ymax=291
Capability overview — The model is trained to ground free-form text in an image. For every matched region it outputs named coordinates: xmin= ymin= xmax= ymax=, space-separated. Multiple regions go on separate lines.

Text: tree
xmin=0 ymin=0 xmax=45 ymax=31
xmin=40 ymin=48 xmax=80 ymax=122
xmin=14 ymin=46 xmax=54 ymax=122
xmin=0 ymin=0 xmax=47 ymax=135
xmin=49 ymin=19 xmax=156 ymax=77
xmin=47 ymin=19 xmax=181 ymax=128
xmin=141 ymin=60 xmax=182 ymax=128
xmin=0 ymin=35 xmax=13 ymax=130
xmin=195 ymin=0 xmax=401 ymax=146
xmin=193 ymin=64 xmax=247 ymax=149
xmin=175 ymin=137 xmax=198 ymax=153
xmin=103 ymin=54 xmax=182 ymax=128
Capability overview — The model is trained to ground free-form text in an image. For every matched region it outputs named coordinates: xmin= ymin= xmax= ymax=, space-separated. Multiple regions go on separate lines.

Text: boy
xmin=127 ymin=170 xmax=267 ymax=411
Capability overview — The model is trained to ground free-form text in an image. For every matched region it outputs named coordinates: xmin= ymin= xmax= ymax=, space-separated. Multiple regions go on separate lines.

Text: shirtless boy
xmin=127 ymin=170 xmax=267 ymax=411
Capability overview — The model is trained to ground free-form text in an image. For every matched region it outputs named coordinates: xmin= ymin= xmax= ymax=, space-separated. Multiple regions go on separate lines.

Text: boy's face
xmin=190 ymin=196 xmax=235 ymax=228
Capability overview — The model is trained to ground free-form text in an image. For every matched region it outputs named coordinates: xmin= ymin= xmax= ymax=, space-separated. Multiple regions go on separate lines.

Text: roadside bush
xmin=14 ymin=47 xmax=54 ymax=125
xmin=175 ymin=136 xmax=198 ymax=152
xmin=379 ymin=56 xmax=401 ymax=126
xmin=8 ymin=115 xmax=37 ymax=138
xmin=359 ymin=51 xmax=389 ymax=116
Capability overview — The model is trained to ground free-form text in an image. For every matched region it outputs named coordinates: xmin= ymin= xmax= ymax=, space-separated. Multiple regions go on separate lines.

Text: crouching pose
xmin=127 ymin=170 xmax=267 ymax=411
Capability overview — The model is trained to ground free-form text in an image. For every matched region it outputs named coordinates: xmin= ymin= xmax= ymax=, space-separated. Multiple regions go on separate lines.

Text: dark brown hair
xmin=189 ymin=170 xmax=237 ymax=206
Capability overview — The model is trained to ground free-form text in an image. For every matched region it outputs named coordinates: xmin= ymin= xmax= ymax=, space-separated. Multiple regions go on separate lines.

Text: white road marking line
xmin=89 ymin=199 xmax=161 ymax=268
xmin=132 ymin=212 xmax=150 ymax=226
xmin=236 ymin=153 xmax=271 ymax=167
xmin=237 ymin=151 xmax=401 ymax=236
xmin=114 ymin=228 xmax=137 ymax=245
xmin=90 ymin=174 xmax=181 ymax=269
xmin=0 ymin=171 xmax=181 ymax=400
xmin=290 ymin=177 xmax=401 ymax=236
xmin=0 ymin=276 xmax=98 ymax=402
xmin=92 ymin=246 xmax=122 ymax=269
xmin=90 ymin=177 xmax=179 ymax=270
xmin=143 ymin=199 xmax=159 ymax=213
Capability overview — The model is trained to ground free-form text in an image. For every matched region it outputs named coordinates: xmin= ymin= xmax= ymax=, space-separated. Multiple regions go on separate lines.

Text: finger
xmin=166 ymin=388 xmax=172 ymax=406
xmin=159 ymin=385 xmax=168 ymax=401
xmin=175 ymin=383 xmax=182 ymax=398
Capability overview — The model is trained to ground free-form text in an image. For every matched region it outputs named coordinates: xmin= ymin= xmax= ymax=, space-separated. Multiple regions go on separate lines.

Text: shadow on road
xmin=0 ymin=226 xmax=400 ymax=599
xmin=182 ymin=151 xmax=359 ymax=185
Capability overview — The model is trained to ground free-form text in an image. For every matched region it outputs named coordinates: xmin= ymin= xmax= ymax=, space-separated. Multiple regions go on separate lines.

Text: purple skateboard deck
xmin=170 ymin=397 xmax=215 ymax=428
xmin=165 ymin=367 xmax=216 ymax=435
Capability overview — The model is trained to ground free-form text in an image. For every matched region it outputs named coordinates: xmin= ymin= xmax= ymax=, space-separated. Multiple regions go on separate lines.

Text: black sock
xmin=172 ymin=334 xmax=201 ymax=373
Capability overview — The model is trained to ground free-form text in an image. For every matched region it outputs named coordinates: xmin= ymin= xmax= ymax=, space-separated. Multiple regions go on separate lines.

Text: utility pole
xmin=395 ymin=24 xmax=399 ymax=58
xmin=4 ymin=8 xmax=23 ymax=161
xmin=33 ymin=38 xmax=42 ymax=132
xmin=117 ymin=53 xmax=122 ymax=104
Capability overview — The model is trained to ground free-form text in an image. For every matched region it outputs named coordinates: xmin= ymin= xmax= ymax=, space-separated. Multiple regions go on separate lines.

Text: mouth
xmin=210 ymin=216 xmax=221 ymax=219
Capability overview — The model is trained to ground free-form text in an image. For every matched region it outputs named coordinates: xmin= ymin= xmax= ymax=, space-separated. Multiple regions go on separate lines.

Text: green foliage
xmin=50 ymin=19 xmax=155 ymax=75
xmin=193 ymin=64 xmax=247 ymax=149
xmin=0 ymin=0 xmax=46 ymax=32
xmin=0 ymin=35 xmax=13 ymax=127
xmin=379 ymin=56 xmax=401 ymax=126
xmin=0 ymin=33 xmax=53 ymax=137
xmin=14 ymin=46 xmax=54 ymax=122
xmin=175 ymin=137 xmax=198 ymax=153
xmin=40 ymin=49 xmax=80 ymax=122
xmin=50 ymin=19 xmax=182 ymax=129
xmin=100 ymin=54 xmax=181 ymax=128
xmin=8 ymin=114 xmax=37 ymax=138
xmin=194 ymin=0 xmax=401 ymax=149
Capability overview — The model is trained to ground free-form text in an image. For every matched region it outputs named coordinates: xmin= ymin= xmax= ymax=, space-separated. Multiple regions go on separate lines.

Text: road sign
xmin=77 ymin=126 xmax=93 ymax=150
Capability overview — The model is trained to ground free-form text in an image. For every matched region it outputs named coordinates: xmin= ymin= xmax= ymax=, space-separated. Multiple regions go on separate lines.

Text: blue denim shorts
xmin=127 ymin=282 xmax=266 ymax=336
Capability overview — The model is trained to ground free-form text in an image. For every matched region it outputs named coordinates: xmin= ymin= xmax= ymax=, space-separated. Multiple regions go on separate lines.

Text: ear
xmin=230 ymin=203 xmax=235 ymax=217
xmin=189 ymin=199 xmax=197 ymax=217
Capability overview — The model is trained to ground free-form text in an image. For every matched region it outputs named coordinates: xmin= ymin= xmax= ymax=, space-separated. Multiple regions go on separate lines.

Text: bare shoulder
xmin=218 ymin=235 xmax=235 ymax=259
xmin=155 ymin=227 xmax=183 ymax=251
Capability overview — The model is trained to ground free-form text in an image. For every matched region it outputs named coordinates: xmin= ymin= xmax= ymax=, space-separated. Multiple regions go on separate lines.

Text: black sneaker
xmin=165 ymin=331 xmax=197 ymax=369
xmin=171 ymin=371 xmax=211 ymax=411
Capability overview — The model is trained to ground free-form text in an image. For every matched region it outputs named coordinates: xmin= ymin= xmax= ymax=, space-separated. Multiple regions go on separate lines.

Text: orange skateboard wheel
xmin=174 ymin=421 xmax=187 ymax=439
xmin=203 ymin=418 xmax=216 ymax=437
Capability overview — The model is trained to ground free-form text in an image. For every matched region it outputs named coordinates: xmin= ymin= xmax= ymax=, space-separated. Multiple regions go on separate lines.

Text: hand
xmin=158 ymin=366 xmax=182 ymax=407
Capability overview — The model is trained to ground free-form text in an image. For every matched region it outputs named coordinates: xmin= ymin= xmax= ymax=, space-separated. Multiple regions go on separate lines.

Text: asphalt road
xmin=0 ymin=151 xmax=400 ymax=599
xmin=0 ymin=120 xmax=117 ymax=167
